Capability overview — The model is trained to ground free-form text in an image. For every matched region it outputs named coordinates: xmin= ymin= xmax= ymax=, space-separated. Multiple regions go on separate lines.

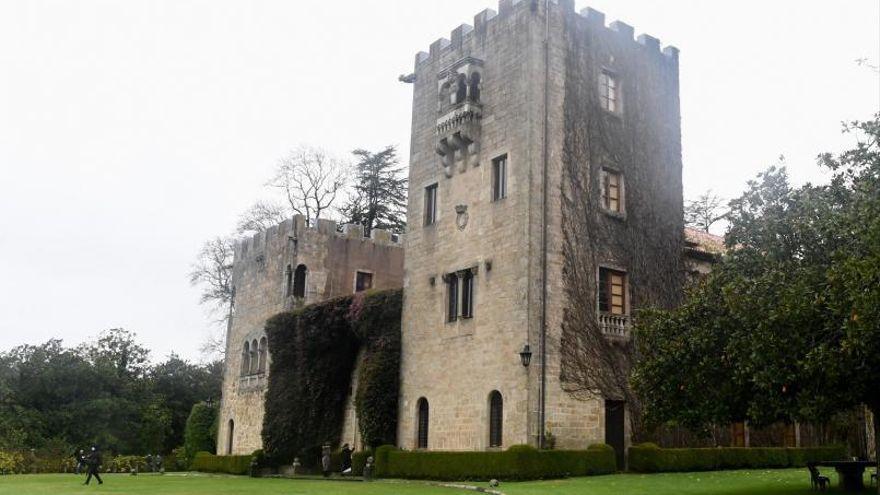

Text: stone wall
xmin=399 ymin=0 xmax=683 ymax=453
xmin=217 ymin=216 xmax=404 ymax=455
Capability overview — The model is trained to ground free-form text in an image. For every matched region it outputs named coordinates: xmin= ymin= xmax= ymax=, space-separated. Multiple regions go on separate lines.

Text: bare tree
xmin=269 ymin=146 xmax=348 ymax=221
xmin=236 ymin=200 xmax=289 ymax=236
xmin=189 ymin=236 xmax=235 ymax=357
xmin=684 ymin=191 xmax=727 ymax=233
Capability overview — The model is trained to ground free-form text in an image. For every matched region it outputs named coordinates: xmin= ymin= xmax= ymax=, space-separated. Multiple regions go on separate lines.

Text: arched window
xmin=455 ymin=74 xmax=467 ymax=104
xmin=250 ymin=339 xmax=259 ymax=375
xmin=293 ymin=264 xmax=307 ymax=299
xmin=416 ymin=397 xmax=429 ymax=449
xmin=285 ymin=265 xmax=293 ymax=297
xmin=258 ymin=337 xmax=268 ymax=374
xmin=469 ymin=72 xmax=481 ymax=103
xmin=227 ymin=419 xmax=235 ymax=454
xmin=440 ymin=81 xmax=451 ymax=108
xmin=489 ymin=391 xmax=503 ymax=448
xmin=241 ymin=342 xmax=250 ymax=377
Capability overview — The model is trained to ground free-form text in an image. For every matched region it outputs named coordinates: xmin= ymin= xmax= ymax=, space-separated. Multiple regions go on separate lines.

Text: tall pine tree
xmin=342 ymin=146 xmax=407 ymax=235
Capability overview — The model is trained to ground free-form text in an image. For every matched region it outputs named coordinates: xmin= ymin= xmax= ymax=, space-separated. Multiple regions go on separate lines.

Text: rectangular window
xmin=598 ymin=268 xmax=627 ymax=315
xmin=492 ymin=155 xmax=507 ymax=201
xmin=599 ymin=71 xmax=619 ymax=113
xmin=602 ymin=169 xmax=623 ymax=213
xmin=446 ymin=273 xmax=459 ymax=322
xmin=424 ymin=183 xmax=438 ymax=226
xmin=461 ymin=270 xmax=474 ymax=318
xmin=355 ymin=271 xmax=373 ymax=292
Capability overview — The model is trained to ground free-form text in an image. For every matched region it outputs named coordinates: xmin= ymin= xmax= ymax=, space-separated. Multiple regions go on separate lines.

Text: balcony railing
xmin=239 ymin=373 xmax=267 ymax=391
xmin=598 ymin=313 xmax=631 ymax=338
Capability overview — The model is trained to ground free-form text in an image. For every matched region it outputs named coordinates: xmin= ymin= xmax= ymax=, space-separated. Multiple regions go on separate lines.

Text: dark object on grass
xmin=341 ymin=444 xmax=353 ymax=475
xmin=321 ymin=443 xmax=332 ymax=478
xmin=363 ymin=456 xmax=373 ymax=482
xmin=807 ymin=464 xmax=829 ymax=492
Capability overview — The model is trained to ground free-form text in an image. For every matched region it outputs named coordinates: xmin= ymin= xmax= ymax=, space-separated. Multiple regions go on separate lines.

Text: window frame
xmin=424 ymin=183 xmax=438 ymax=226
xmin=416 ymin=398 xmax=429 ymax=449
xmin=601 ymin=168 xmax=625 ymax=215
xmin=492 ymin=154 xmax=508 ymax=202
xmin=598 ymin=266 xmax=628 ymax=316
xmin=489 ymin=391 xmax=503 ymax=448
xmin=461 ymin=270 xmax=474 ymax=319
xmin=354 ymin=270 xmax=374 ymax=293
xmin=446 ymin=272 xmax=459 ymax=322
xmin=599 ymin=69 xmax=621 ymax=114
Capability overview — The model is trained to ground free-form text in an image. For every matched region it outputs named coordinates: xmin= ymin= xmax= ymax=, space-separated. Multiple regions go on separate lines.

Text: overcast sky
xmin=1 ymin=0 xmax=877 ymax=362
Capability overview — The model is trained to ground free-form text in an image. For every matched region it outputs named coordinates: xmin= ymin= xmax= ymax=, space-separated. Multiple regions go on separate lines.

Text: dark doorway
xmin=604 ymin=400 xmax=626 ymax=470
xmin=293 ymin=264 xmax=307 ymax=298
xmin=227 ymin=419 xmax=235 ymax=454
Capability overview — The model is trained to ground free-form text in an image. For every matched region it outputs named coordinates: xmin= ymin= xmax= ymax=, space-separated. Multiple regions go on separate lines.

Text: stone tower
xmin=217 ymin=216 xmax=404 ymax=455
xmin=398 ymin=0 xmax=683 ymax=462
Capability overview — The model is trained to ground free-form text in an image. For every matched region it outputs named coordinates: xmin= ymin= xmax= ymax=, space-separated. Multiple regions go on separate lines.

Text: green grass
xmin=0 ymin=473 xmax=468 ymax=495
xmin=503 ymin=468 xmax=874 ymax=495
xmin=0 ymin=468 xmax=875 ymax=495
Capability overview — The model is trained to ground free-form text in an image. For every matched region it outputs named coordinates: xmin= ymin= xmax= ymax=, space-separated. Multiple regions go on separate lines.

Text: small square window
xmin=425 ymin=183 xmax=438 ymax=226
xmin=492 ymin=155 xmax=508 ymax=201
xmin=602 ymin=169 xmax=624 ymax=213
xmin=598 ymin=267 xmax=627 ymax=315
xmin=599 ymin=71 xmax=620 ymax=113
xmin=355 ymin=271 xmax=373 ymax=292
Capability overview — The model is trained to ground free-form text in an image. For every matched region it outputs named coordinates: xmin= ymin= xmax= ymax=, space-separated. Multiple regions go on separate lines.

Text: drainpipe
xmin=539 ymin=0 xmax=552 ymax=450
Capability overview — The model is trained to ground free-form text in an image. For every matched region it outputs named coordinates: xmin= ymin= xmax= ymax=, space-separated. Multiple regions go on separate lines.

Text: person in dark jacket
xmin=83 ymin=446 xmax=103 ymax=485
xmin=340 ymin=444 xmax=353 ymax=475
xmin=74 ymin=449 xmax=86 ymax=475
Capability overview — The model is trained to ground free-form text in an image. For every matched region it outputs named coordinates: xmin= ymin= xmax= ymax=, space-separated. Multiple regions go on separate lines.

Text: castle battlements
xmin=236 ymin=215 xmax=403 ymax=261
xmin=414 ymin=0 xmax=677 ymax=69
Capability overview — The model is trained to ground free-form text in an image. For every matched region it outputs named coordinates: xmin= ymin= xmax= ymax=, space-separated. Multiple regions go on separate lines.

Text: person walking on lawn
xmin=83 ymin=446 xmax=103 ymax=485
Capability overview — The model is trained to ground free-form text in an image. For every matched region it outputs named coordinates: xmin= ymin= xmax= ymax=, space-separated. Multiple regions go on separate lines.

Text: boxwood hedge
xmin=373 ymin=444 xmax=616 ymax=481
xmin=191 ymin=451 xmax=252 ymax=475
xmin=628 ymin=443 xmax=846 ymax=473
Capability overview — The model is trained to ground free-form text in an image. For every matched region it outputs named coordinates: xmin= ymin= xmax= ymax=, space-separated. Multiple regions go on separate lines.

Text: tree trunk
xmin=871 ymin=405 xmax=879 ymax=495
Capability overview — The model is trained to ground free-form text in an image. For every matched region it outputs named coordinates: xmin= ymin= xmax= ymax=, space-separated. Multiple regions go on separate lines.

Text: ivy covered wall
xmin=261 ymin=289 xmax=401 ymax=466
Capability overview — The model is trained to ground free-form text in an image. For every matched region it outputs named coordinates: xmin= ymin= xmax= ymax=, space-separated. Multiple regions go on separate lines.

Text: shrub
xmin=183 ymin=402 xmax=218 ymax=463
xmin=191 ymin=451 xmax=252 ymax=475
xmin=372 ymin=443 xmax=615 ymax=481
xmin=628 ymin=445 xmax=847 ymax=473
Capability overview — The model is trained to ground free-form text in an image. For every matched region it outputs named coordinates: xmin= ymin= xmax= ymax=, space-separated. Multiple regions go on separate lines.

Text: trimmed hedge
xmin=373 ymin=444 xmax=616 ymax=481
xmin=191 ymin=451 xmax=252 ymax=475
xmin=628 ymin=444 xmax=847 ymax=473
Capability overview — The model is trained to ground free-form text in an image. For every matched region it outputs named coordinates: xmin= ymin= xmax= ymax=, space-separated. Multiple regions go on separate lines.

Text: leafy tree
xmin=341 ymin=146 xmax=407 ymax=235
xmin=633 ymin=116 xmax=880 ymax=462
xmin=183 ymin=401 xmax=218 ymax=462
xmin=0 ymin=331 xmax=222 ymax=455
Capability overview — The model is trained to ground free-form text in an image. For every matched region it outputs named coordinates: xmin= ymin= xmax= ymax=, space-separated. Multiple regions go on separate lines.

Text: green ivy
xmin=262 ymin=290 xmax=402 ymax=467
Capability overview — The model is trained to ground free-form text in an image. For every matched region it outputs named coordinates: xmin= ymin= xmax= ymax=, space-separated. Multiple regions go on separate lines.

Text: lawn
xmin=0 ymin=469 xmax=873 ymax=495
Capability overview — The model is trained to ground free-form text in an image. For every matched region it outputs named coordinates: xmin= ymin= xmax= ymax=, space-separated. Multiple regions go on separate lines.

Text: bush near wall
xmin=373 ymin=444 xmax=616 ymax=481
xmin=191 ymin=451 xmax=252 ymax=475
xmin=628 ymin=443 xmax=847 ymax=473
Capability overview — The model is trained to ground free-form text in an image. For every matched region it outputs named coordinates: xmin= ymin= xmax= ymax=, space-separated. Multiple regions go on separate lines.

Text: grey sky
xmin=1 ymin=0 xmax=877 ymax=362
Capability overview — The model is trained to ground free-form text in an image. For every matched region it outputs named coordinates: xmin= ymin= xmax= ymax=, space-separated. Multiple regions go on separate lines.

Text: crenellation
xmin=609 ymin=20 xmax=634 ymax=40
xmin=416 ymin=51 xmax=430 ymax=66
xmin=497 ymin=0 xmax=513 ymax=15
xmin=450 ymin=23 xmax=473 ymax=48
xmin=473 ymin=8 xmax=497 ymax=32
xmin=316 ymin=218 xmax=337 ymax=235
xmin=343 ymin=223 xmax=365 ymax=239
xmin=580 ymin=7 xmax=605 ymax=26
xmin=429 ymin=38 xmax=451 ymax=59
xmin=663 ymin=45 xmax=680 ymax=62
xmin=371 ymin=228 xmax=392 ymax=245
xmin=637 ymin=33 xmax=661 ymax=52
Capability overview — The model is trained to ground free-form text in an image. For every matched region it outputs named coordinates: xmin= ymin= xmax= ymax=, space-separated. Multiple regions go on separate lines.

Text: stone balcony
xmin=435 ymin=101 xmax=482 ymax=175
xmin=598 ymin=313 xmax=631 ymax=338
xmin=238 ymin=373 xmax=267 ymax=392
